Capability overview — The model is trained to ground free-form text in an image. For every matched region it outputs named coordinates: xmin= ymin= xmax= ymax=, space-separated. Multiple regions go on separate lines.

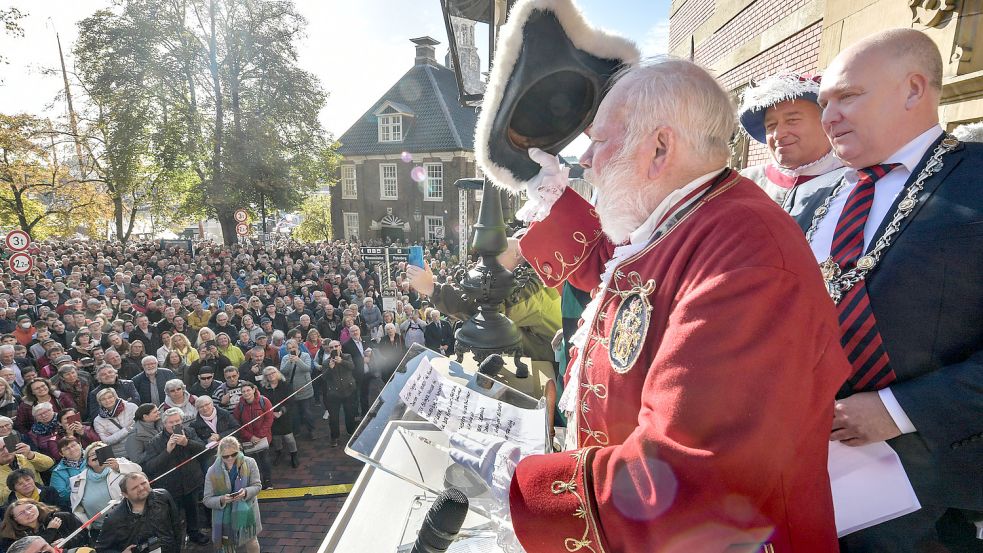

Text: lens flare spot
xmin=611 ymin=455 xmax=678 ymax=521
xmin=411 ymin=166 xmax=428 ymax=183
xmin=400 ymin=152 xmax=413 ymax=163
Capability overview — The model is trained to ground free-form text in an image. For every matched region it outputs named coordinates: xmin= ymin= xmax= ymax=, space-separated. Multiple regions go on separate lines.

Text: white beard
xmin=585 ymin=153 xmax=655 ymax=245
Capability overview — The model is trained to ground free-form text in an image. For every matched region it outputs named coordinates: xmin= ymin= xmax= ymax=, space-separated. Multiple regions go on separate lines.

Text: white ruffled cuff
xmin=515 ymin=167 xmax=569 ymax=223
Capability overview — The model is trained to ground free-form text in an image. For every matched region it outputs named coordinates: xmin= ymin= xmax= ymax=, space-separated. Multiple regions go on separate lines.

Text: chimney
xmin=411 ymin=36 xmax=440 ymax=66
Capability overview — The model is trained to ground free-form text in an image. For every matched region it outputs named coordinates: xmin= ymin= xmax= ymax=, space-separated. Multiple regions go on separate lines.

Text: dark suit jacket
xmin=791 ymin=136 xmax=983 ymax=510
xmin=132 ymin=368 xmax=178 ymax=406
xmin=342 ymin=340 xmax=366 ymax=379
xmin=128 ymin=327 xmax=162 ymax=353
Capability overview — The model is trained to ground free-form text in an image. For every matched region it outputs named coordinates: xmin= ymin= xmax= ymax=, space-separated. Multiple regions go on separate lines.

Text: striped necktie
xmin=831 ymin=163 xmax=900 ymax=394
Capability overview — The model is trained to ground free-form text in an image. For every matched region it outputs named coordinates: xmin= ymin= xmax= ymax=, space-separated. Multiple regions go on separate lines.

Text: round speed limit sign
xmin=8 ymin=252 xmax=33 ymax=275
xmin=4 ymin=230 xmax=30 ymax=252
xmin=233 ymin=210 xmax=248 ymax=223
xmin=235 ymin=222 xmax=249 ymax=236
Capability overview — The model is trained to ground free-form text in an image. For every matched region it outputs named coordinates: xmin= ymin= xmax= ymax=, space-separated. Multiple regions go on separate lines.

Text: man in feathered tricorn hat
xmin=738 ymin=72 xmax=847 ymax=208
xmin=448 ymin=1 xmax=850 ymax=552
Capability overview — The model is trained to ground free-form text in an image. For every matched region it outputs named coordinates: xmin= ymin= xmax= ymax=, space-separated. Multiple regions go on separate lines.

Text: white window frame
xmin=378 ymin=114 xmax=403 ymax=142
xmin=341 ymin=166 xmax=357 ymax=199
xmin=425 ymin=215 xmax=444 ymax=242
xmin=380 ymin=163 xmax=398 ymax=200
xmin=424 ymin=163 xmax=443 ymax=201
xmin=343 ymin=212 xmax=359 ymax=240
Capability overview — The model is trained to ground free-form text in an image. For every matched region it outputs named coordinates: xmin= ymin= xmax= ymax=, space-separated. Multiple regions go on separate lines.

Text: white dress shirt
xmin=809 ymin=124 xmax=944 ymax=435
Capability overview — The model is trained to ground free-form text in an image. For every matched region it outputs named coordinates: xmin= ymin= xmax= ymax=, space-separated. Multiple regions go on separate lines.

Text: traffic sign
xmin=4 ymin=230 xmax=30 ymax=252
xmin=235 ymin=222 xmax=249 ymax=236
xmin=8 ymin=252 xmax=33 ymax=275
xmin=233 ymin=209 xmax=248 ymax=223
xmin=359 ymin=246 xmax=408 ymax=263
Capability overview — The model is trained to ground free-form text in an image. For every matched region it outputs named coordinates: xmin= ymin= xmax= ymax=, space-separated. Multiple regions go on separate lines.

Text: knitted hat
xmin=738 ymin=72 xmax=822 ymax=144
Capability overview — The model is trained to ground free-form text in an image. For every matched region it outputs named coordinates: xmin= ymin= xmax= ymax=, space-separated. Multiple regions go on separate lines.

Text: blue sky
xmin=0 ymin=0 xmax=671 ymax=156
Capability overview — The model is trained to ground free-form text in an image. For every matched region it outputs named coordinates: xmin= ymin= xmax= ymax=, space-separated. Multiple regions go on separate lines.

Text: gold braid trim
xmin=551 ymin=447 xmax=606 ymax=553
xmin=533 ymin=209 xmax=604 ymax=284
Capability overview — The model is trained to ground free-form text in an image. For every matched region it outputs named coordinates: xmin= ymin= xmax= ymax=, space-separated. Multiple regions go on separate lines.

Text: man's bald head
xmin=843 ymin=28 xmax=942 ymax=90
xmin=819 ymin=29 xmax=941 ymax=168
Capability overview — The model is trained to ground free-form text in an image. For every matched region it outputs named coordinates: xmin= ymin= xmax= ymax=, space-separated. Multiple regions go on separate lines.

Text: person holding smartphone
xmin=202 ymin=436 xmax=262 ymax=553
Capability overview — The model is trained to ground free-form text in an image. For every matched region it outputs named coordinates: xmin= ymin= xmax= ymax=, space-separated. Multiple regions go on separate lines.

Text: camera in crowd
xmin=133 ymin=536 xmax=161 ymax=553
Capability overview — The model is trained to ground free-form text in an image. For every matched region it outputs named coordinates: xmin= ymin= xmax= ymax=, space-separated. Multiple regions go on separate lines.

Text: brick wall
xmin=668 ymin=0 xmax=715 ymax=51
xmin=694 ymin=0 xmax=810 ymax=67
xmin=719 ymin=21 xmax=823 ymax=167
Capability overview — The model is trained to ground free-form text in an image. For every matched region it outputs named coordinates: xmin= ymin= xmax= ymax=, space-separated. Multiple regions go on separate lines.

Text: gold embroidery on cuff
xmin=551 ymin=449 xmax=606 ymax=553
xmin=533 ymin=227 xmax=604 ymax=284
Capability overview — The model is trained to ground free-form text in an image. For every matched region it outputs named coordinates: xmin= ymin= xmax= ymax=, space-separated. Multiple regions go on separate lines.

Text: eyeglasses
xmin=200 ymin=375 xmax=214 ymax=380
xmin=11 ymin=507 xmax=34 ymax=518
xmin=221 ymin=452 xmax=238 ymax=459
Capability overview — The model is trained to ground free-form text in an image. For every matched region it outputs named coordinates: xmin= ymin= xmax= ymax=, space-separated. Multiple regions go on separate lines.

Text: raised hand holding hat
xmin=515 ymin=148 xmax=570 ymax=223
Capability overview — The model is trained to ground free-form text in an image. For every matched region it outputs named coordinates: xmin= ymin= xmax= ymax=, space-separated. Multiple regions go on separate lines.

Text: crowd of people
xmin=0 ymin=237 xmax=480 ymax=552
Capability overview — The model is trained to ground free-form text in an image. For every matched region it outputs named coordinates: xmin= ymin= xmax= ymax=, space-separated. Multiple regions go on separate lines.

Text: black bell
xmin=475 ymin=0 xmax=639 ymax=192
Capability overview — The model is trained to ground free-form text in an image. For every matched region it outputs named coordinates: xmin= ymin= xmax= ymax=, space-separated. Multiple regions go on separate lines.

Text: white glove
xmin=515 ymin=148 xmax=569 ymax=223
xmin=449 ymin=429 xmax=521 ymax=505
xmin=449 ymin=429 xmax=527 ymax=553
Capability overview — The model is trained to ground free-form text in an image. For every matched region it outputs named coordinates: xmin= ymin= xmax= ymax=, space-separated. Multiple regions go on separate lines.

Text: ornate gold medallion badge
xmin=608 ymin=293 xmax=650 ymax=374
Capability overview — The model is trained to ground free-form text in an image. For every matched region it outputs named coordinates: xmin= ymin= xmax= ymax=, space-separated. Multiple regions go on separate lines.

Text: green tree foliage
xmin=74 ymin=0 xmax=339 ymax=245
xmin=293 ymin=194 xmax=332 ymax=243
xmin=73 ymin=7 xmax=200 ymax=244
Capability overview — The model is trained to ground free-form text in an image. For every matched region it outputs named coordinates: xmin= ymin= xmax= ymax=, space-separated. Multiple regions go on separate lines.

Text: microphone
xmin=478 ymin=354 xmax=505 ymax=376
xmin=411 ymin=487 xmax=469 ymax=553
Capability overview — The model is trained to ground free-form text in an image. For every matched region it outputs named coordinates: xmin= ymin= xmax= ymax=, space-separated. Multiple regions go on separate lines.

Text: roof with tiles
xmin=336 ymin=44 xmax=478 ymax=156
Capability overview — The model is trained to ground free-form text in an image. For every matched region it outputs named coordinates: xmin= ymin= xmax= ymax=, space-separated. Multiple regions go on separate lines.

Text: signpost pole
xmin=384 ymin=247 xmax=392 ymax=296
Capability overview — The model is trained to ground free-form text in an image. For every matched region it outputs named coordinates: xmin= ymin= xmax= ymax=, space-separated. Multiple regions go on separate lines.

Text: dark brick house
xmin=331 ymin=36 xmax=482 ymax=249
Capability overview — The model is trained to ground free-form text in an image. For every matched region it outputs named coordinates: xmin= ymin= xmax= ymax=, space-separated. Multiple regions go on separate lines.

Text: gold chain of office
xmin=805 ymin=135 xmax=959 ymax=304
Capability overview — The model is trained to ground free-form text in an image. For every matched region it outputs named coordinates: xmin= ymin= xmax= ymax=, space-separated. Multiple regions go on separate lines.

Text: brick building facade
xmin=670 ymin=0 xmax=983 ymax=169
xmin=331 ymin=36 xmax=481 ymax=249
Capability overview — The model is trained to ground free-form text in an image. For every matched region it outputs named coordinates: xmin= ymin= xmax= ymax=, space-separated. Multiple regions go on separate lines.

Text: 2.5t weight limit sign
xmin=8 ymin=252 xmax=33 ymax=275
xmin=235 ymin=222 xmax=249 ymax=236
xmin=4 ymin=230 xmax=30 ymax=252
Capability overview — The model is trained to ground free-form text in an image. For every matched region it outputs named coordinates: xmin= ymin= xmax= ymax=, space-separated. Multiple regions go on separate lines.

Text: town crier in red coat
xmin=492 ymin=59 xmax=852 ymax=552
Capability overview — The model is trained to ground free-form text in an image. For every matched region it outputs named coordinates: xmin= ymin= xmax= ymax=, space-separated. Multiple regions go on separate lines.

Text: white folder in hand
xmin=828 ymin=440 xmax=922 ymax=537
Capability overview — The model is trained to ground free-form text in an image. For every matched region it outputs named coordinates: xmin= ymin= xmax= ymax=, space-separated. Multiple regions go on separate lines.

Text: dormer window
xmin=378 ymin=114 xmax=402 ymax=142
xmin=374 ymin=101 xmax=414 ymax=143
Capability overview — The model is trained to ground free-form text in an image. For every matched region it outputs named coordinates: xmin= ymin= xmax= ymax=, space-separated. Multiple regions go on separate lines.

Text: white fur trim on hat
xmin=474 ymin=0 xmax=640 ymax=193
xmin=738 ymin=72 xmax=821 ymax=117
xmin=952 ymin=121 xmax=983 ymax=143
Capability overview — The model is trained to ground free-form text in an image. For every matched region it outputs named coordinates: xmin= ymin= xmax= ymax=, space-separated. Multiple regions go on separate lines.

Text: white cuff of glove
xmin=515 ymin=148 xmax=569 ymax=223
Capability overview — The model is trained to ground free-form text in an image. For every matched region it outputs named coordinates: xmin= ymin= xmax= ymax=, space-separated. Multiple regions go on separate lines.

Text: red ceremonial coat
xmin=512 ymin=170 xmax=850 ymax=553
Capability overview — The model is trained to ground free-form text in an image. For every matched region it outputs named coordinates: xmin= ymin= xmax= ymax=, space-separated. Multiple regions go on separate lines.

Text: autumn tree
xmin=0 ymin=113 xmax=108 ymax=238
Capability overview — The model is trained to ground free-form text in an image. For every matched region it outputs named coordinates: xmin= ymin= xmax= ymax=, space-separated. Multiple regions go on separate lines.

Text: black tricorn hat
xmin=475 ymin=0 xmax=639 ymax=193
